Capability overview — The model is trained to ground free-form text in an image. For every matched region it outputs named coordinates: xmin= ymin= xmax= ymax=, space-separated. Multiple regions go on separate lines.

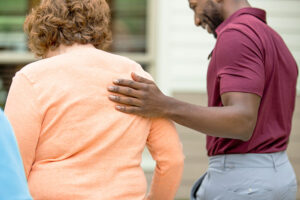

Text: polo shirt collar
xmin=216 ymin=7 xmax=267 ymax=36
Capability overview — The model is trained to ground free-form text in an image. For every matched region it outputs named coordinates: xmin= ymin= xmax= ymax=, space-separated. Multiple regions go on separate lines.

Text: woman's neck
xmin=44 ymin=43 xmax=95 ymax=58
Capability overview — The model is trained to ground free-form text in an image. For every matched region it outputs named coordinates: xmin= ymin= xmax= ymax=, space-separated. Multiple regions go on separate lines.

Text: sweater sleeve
xmin=5 ymin=72 xmax=42 ymax=179
xmin=145 ymin=118 xmax=184 ymax=200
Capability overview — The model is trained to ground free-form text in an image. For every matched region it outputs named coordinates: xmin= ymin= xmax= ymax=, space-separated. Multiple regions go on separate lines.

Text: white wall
xmin=156 ymin=0 xmax=300 ymax=95
xmin=156 ymin=0 xmax=214 ymax=94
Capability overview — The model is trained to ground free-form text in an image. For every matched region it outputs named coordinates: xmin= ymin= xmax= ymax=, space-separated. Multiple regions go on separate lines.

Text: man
xmin=107 ymin=0 xmax=298 ymax=199
xmin=0 ymin=109 xmax=32 ymax=200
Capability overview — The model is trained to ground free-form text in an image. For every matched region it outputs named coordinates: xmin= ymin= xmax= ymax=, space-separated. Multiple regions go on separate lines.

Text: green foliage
xmin=0 ymin=0 xmax=27 ymax=32
xmin=0 ymin=0 xmax=27 ymax=14
xmin=113 ymin=0 xmax=146 ymax=12
xmin=113 ymin=0 xmax=146 ymax=34
xmin=0 ymin=16 xmax=25 ymax=32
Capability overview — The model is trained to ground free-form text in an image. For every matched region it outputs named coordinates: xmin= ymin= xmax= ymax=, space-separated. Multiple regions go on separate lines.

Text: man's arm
xmin=108 ymin=72 xmax=260 ymax=141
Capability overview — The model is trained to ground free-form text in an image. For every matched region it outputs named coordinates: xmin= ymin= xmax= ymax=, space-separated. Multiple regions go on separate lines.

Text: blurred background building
xmin=0 ymin=0 xmax=299 ymax=199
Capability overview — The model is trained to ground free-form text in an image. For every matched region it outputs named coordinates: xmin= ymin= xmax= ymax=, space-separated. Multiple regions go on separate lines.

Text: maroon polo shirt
xmin=206 ymin=8 xmax=298 ymax=156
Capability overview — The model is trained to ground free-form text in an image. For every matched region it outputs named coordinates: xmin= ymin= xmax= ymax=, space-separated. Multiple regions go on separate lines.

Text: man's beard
xmin=203 ymin=0 xmax=224 ymax=38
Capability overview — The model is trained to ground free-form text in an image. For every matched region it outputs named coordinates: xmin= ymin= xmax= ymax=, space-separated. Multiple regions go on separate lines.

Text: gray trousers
xmin=190 ymin=151 xmax=297 ymax=200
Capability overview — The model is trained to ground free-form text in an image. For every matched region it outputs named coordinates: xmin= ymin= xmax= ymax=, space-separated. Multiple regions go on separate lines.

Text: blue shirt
xmin=0 ymin=109 xmax=32 ymax=200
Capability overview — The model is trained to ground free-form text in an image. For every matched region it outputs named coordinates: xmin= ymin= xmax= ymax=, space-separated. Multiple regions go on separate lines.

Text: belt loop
xmin=271 ymin=154 xmax=277 ymax=172
xmin=223 ymin=154 xmax=226 ymax=169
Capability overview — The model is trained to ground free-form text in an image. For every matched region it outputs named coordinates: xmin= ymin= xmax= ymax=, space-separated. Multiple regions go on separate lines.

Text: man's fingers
xmin=115 ymin=105 xmax=142 ymax=115
xmin=108 ymin=95 xmax=142 ymax=107
xmin=112 ymin=73 xmax=153 ymax=89
xmin=131 ymin=72 xmax=153 ymax=84
xmin=108 ymin=85 xmax=142 ymax=98
xmin=113 ymin=78 xmax=146 ymax=90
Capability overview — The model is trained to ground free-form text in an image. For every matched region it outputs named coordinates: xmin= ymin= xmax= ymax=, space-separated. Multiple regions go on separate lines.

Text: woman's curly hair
xmin=24 ymin=0 xmax=112 ymax=57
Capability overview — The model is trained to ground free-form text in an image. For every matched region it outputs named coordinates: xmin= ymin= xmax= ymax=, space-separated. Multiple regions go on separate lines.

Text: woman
xmin=4 ymin=0 xmax=184 ymax=199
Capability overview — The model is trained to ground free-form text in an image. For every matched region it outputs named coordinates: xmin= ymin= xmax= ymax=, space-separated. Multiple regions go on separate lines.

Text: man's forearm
xmin=162 ymin=96 xmax=255 ymax=141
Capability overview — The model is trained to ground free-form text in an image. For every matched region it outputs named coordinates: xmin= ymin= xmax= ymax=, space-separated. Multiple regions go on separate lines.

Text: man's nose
xmin=194 ymin=15 xmax=201 ymax=26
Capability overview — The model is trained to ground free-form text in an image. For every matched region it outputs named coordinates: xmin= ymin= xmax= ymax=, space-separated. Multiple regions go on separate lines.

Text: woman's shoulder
xmin=99 ymin=50 xmax=140 ymax=66
xmin=16 ymin=58 xmax=52 ymax=82
xmin=98 ymin=50 xmax=152 ymax=79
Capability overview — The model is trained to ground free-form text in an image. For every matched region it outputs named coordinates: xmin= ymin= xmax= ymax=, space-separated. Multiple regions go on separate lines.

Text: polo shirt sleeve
xmin=5 ymin=72 xmax=42 ymax=179
xmin=215 ymin=28 xmax=265 ymax=97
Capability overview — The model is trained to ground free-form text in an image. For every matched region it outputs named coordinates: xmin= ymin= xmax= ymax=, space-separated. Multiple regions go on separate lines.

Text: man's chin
xmin=213 ymin=31 xmax=217 ymax=38
xmin=206 ymin=26 xmax=217 ymax=38
xmin=207 ymin=27 xmax=217 ymax=38
xmin=207 ymin=28 xmax=213 ymax=34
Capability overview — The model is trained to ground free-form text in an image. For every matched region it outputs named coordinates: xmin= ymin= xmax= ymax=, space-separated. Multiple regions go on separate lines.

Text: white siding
xmin=156 ymin=0 xmax=300 ymax=94
xmin=156 ymin=0 xmax=214 ymax=94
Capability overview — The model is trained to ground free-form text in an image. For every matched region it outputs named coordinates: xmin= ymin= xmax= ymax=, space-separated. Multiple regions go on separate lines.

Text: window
xmin=0 ymin=0 xmax=29 ymax=107
xmin=109 ymin=0 xmax=147 ymax=53
xmin=0 ymin=0 xmax=27 ymax=52
xmin=108 ymin=0 xmax=155 ymax=74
